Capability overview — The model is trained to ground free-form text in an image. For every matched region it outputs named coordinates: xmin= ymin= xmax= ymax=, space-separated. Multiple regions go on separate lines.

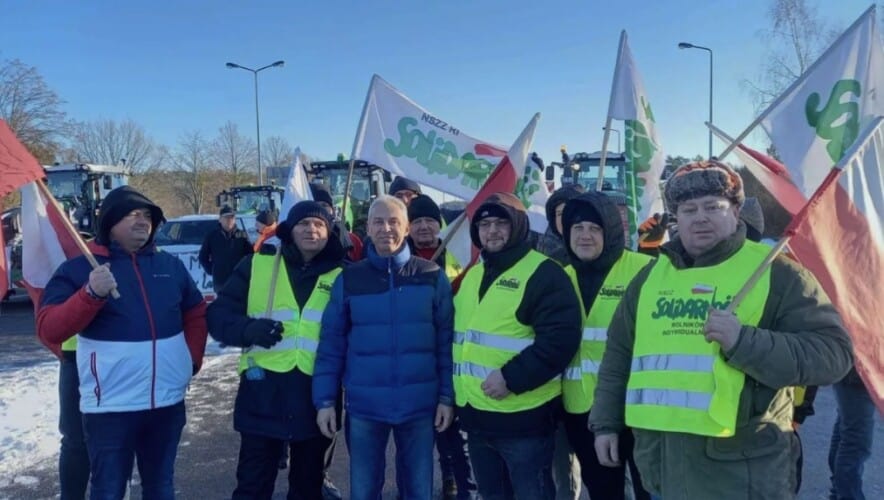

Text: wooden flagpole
xmin=430 ymin=211 xmax=467 ymax=262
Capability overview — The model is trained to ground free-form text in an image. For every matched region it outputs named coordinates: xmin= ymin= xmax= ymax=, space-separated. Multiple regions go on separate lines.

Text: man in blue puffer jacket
xmin=313 ymin=194 xmax=454 ymax=500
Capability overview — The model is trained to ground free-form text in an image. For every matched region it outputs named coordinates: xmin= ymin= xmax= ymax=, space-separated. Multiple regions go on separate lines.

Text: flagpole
xmin=341 ymin=75 xmax=376 ymax=225
xmin=35 ymin=179 xmax=121 ymax=299
xmin=430 ymin=211 xmax=467 ymax=262
xmin=717 ymin=5 xmax=875 ymax=161
xmin=597 ymin=30 xmax=627 ymax=191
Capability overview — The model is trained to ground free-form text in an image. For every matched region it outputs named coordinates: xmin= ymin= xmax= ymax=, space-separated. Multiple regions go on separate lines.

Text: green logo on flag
xmin=624 ymin=118 xmax=658 ymax=237
xmin=515 ymin=166 xmax=542 ymax=209
xmin=805 ymin=79 xmax=861 ymax=162
xmin=383 ymin=116 xmax=496 ymax=190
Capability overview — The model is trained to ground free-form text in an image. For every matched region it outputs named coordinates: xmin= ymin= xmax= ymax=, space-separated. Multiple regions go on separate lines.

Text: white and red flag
xmin=784 ymin=117 xmax=884 ymax=414
xmin=19 ymin=181 xmax=82 ymax=305
xmin=0 ymin=120 xmax=48 ymax=297
xmin=441 ymin=114 xmax=540 ymax=270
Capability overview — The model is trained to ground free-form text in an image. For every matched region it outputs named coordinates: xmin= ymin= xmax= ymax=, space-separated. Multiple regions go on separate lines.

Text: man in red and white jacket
xmin=37 ymin=186 xmax=208 ymax=500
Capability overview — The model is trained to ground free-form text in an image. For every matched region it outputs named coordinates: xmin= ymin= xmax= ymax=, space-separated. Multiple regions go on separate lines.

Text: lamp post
xmin=677 ymin=42 xmax=713 ymax=158
xmin=602 ymin=126 xmax=621 ymax=154
xmin=225 ymin=60 xmax=285 ymax=185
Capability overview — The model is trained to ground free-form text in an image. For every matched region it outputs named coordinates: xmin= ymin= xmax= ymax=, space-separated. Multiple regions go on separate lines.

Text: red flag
xmin=709 ymin=123 xmax=806 ymax=216
xmin=445 ymin=114 xmax=540 ymax=289
xmin=1 ymin=202 xmax=7 ymax=296
xmin=0 ymin=120 xmax=45 ymax=198
xmin=784 ymin=117 xmax=884 ymax=415
xmin=20 ymin=182 xmax=82 ymax=306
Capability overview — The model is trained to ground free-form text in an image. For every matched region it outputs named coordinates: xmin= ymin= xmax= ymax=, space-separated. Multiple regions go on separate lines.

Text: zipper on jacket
xmin=132 ymin=253 xmax=159 ymax=409
xmin=90 ymin=351 xmax=101 ymax=407
xmin=389 ymin=258 xmax=398 ymax=397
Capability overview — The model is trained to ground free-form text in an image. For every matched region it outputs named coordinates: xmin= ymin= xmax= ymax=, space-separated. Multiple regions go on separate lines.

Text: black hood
xmin=545 ymin=185 xmax=583 ymax=237
xmin=97 ymin=186 xmax=165 ymax=248
xmin=561 ymin=191 xmax=625 ymax=270
xmin=470 ymin=192 xmax=529 ymax=253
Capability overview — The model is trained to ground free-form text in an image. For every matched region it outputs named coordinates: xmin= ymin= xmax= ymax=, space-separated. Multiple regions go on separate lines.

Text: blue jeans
xmin=828 ymin=372 xmax=876 ymax=500
xmin=82 ymin=402 xmax=186 ymax=500
xmin=466 ymin=432 xmax=555 ymax=500
xmin=435 ymin=418 xmax=476 ymax=499
xmin=59 ymin=353 xmax=90 ymax=500
xmin=345 ymin=414 xmax=435 ymax=500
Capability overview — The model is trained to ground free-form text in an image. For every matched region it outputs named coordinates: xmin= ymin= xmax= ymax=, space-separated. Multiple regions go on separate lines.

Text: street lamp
xmin=677 ymin=42 xmax=713 ymax=158
xmin=602 ymin=126 xmax=621 ymax=154
xmin=225 ymin=60 xmax=285 ymax=185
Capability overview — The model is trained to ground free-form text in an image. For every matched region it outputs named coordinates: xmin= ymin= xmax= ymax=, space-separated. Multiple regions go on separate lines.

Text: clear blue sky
xmin=1 ymin=0 xmax=874 ymax=163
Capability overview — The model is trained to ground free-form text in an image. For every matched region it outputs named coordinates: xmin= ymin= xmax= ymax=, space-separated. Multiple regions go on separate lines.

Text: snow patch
xmin=0 ymin=361 xmax=60 ymax=480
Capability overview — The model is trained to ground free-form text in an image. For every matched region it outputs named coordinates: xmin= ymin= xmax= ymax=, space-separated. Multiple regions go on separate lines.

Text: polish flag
xmin=441 ymin=114 xmax=540 ymax=284
xmin=0 ymin=120 xmax=48 ymax=297
xmin=783 ymin=117 xmax=884 ymax=414
xmin=19 ymin=181 xmax=82 ymax=306
xmin=708 ymin=123 xmax=806 ymax=216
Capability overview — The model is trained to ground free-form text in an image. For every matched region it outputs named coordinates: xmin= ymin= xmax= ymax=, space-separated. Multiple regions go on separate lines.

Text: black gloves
xmin=243 ymin=319 xmax=284 ymax=348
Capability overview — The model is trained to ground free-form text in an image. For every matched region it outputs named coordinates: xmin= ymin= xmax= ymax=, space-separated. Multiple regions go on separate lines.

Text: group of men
xmin=34 ymin=158 xmax=867 ymax=500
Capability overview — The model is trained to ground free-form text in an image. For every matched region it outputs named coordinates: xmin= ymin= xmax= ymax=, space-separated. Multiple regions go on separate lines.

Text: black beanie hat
xmin=97 ymin=186 xmax=165 ymax=246
xmin=309 ymin=183 xmax=335 ymax=208
xmin=564 ymin=202 xmax=604 ymax=229
xmin=407 ymin=194 xmax=442 ymax=224
xmin=390 ymin=176 xmax=421 ymax=195
xmin=276 ymin=200 xmax=333 ymax=245
xmin=739 ymin=197 xmax=765 ymax=242
xmin=256 ymin=210 xmax=277 ymax=226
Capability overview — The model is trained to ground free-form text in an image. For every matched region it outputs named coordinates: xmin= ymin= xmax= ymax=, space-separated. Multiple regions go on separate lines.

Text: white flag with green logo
xmin=352 ymin=74 xmax=550 ymax=232
xmin=759 ymin=6 xmax=884 ymax=194
xmin=606 ymin=31 xmax=665 ymax=243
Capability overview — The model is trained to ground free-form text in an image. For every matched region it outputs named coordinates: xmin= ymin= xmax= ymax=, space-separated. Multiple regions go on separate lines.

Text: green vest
xmin=562 ymin=251 xmax=651 ymax=414
xmin=62 ymin=335 xmax=78 ymax=351
xmin=443 ymin=250 xmax=462 ymax=281
xmin=626 ymin=241 xmax=771 ymax=437
xmin=453 ymin=250 xmax=560 ymax=412
xmin=241 ymin=255 xmax=341 ymax=375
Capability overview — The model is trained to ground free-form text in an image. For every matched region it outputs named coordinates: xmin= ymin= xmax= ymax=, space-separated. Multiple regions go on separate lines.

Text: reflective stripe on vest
xmin=453 ymin=250 xmax=559 ymax=413
xmin=626 ymin=241 xmax=771 ymax=437
xmin=561 ymin=251 xmax=651 ymax=414
xmin=242 ymin=255 xmax=341 ymax=375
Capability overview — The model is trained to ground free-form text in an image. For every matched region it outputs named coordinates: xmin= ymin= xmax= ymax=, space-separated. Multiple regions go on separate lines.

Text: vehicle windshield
xmin=46 ymin=172 xmax=87 ymax=199
xmin=320 ymin=169 xmax=371 ymax=202
xmin=235 ymin=191 xmax=274 ymax=214
xmin=155 ymin=220 xmax=217 ymax=246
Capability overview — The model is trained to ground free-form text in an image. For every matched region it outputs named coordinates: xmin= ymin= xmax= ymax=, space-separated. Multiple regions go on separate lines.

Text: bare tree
xmin=171 ymin=131 xmax=214 ymax=213
xmin=67 ymin=118 xmax=156 ymax=170
xmin=0 ymin=58 xmax=68 ymax=163
xmin=263 ymin=135 xmax=294 ymax=167
xmin=211 ymin=121 xmax=256 ymax=186
xmin=744 ymin=0 xmax=841 ymax=110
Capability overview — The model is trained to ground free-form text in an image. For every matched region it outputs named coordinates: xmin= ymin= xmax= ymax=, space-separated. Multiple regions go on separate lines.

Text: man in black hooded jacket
xmin=559 ymin=191 xmax=651 ymax=500
xmin=453 ymin=192 xmax=581 ymax=499
xmin=207 ymin=200 xmax=345 ymax=500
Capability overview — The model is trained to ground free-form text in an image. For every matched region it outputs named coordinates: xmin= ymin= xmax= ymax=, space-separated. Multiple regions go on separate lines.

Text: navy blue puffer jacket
xmin=312 ymin=242 xmax=454 ymax=424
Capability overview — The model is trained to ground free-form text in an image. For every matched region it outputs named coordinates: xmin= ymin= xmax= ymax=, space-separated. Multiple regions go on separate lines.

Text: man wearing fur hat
xmin=453 ymin=192 xmax=581 ymax=499
xmin=208 ymin=200 xmax=346 ymax=499
xmin=37 ymin=186 xmax=209 ymax=499
xmin=590 ymin=160 xmax=853 ymax=499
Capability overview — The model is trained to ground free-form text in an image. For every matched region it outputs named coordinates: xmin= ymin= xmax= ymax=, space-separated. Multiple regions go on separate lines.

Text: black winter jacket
xmin=206 ymin=238 xmax=344 ymax=441
xmin=198 ymin=224 xmax=253 ymax=290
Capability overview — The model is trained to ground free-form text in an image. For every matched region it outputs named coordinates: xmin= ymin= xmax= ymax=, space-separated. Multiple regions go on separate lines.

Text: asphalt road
xmin=1 ymin=297 xmax=882 ymax=499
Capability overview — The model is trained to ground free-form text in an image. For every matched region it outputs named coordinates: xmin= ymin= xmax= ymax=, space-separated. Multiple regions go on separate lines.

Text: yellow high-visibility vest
xmin=453 ymin=250 xmax=560 ymax=412
xmin=626 ymin=241 xmax=771 ymax=437
xmin=241 ymin=255 xmax=341 ymax=375
xmin=562 ymin=251 xmax=650 ymax=414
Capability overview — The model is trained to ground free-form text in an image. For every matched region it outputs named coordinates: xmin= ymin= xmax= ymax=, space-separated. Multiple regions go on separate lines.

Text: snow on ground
xmin=0 ymin=341 xmax=239 ymax=484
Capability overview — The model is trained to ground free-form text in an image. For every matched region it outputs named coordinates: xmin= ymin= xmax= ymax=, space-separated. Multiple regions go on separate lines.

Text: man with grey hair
xmin=313 ymin=195 xmax=455 ymax=499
